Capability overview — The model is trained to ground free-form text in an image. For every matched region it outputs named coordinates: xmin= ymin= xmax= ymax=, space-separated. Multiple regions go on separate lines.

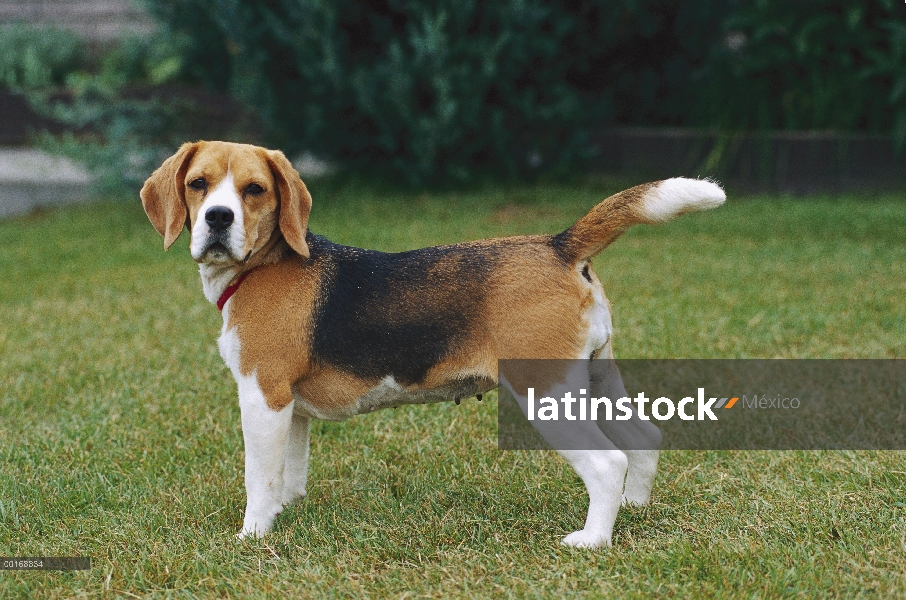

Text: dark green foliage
xmin=7 ymin=29 xmax=257 ymax=195
xmin=28 ymin=33 xmax=197 ymax=194
xmin=140 ymin=0 xmax=731 ymax=184
xmin=700 ymin=0 xmax=906 ymax=148
xmin=140 ymin=0 xmax=906 ymax=183
xmin=0 ymin=23 xmax=85 ymax=90
xmin=39 ymin=89 xmax=199 ymax=195
xmin=94 ymin=34 xmax=189 ymax=88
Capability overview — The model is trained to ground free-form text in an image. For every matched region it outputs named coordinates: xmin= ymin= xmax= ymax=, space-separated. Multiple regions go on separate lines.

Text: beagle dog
xmin=141 ymin=141 xmax=724 ymax=548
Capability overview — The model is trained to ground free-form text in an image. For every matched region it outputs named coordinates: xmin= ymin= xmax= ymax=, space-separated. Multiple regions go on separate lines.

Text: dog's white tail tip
xmin=639 ymin=177 xmax=726 ymax=223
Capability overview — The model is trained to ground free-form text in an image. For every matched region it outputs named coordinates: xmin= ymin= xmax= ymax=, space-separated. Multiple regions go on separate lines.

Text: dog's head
xmin=140 ymin=141 xmax=312 ymax=263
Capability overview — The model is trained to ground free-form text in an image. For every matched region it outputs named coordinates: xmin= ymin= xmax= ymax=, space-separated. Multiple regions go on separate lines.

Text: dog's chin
xmin=194 ymin=242 xmax=241 ymax=265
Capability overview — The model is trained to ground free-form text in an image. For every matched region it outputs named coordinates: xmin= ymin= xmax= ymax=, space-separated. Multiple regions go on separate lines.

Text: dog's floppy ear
xmin=267 ymin=150 xmax=312 ymax=258
xmin=140 ymin=142 xmax=199 ymax=250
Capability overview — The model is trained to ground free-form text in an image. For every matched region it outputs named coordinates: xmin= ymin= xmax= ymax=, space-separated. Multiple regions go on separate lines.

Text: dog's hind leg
xmin=282 ymin=412 xmax=310 ymax=506
xmin=618 ymin=445 xmax=660 ymax=506
xmin=589 ymin=348 xmax=661 ymax=506
xmin=501 ymin=364 xmax=627 ymax=549
xmin=620 ymin=441 xmax=660 ymax=506
xmin=556 ymin=448 xmax=628 ymax=548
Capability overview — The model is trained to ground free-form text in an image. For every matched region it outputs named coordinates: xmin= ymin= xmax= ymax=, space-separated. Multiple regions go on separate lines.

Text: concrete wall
xmin=594 ymin=128 xmax=906 ymax=194
xmin=0 ymin=0 xmax=154 ymax=41
xmin=0 ymin=149 xmax=91 ymax=218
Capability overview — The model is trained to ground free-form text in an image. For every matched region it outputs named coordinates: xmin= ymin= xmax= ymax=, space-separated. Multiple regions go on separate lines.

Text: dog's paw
xmin=235 ymin=529 xmax=259 ymax=541
xmin=236 ymin=522 xmax=273 ymax=539
xmin=281 ymin=487 xmax=308 ymax=506
xmin=561 ymin=529 xmax=611 ymax=549
xmin=236 ymin=509 xmax=280 ymax=539
xmin=235 ymin=525 xmax=266 ymax=540
xmin=621 ymin=492 xmax=651 ymax=506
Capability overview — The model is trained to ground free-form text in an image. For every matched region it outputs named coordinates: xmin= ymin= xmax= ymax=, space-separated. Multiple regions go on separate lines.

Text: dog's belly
xmin=292 ymin=374 xmax=496 ymax=420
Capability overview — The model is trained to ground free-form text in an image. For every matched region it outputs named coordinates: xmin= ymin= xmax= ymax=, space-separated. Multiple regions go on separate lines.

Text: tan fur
xmin=294 ymin=366 xmax=379 ymax=411
xmin=420 ymin=352 xmax=496 ymax=390
xmin=140 ymin=142 xmax=198 ymax=249
xmin=266 ymin=150 xmax=312 ymax=258
xmin=228 ymin=259 xmax=320 ymax=410
xmin=557 ymin=182 xmax=656 ymax=261
xmin=486 ymin=239 xmax=591 ymax=359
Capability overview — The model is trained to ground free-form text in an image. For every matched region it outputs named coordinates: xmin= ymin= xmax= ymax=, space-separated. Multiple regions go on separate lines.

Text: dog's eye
xmin=246 ymin=183 xmax=265 ymax=196
xmin=188 ymin=178 xmax=207 ymax=191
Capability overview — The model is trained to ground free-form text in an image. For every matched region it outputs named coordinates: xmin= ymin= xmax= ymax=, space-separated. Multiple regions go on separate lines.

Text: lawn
xmin=1 ymin=179 xmax=904 ymax=598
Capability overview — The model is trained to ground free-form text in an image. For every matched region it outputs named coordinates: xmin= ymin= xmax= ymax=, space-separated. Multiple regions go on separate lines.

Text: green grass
xmin=1 ymin=180 xmax=904 ymax=598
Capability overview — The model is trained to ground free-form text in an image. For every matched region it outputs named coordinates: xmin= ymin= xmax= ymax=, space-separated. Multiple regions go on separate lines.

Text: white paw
xmin=281 ymin=487 xmax=307 ymax=506
xmin=235 ymin=529 xmax=258 ymax=540
xmin=621 ymin=492 xmax=651 ymax=506
xmin=236 ymin=524 xmax=272 ymax=539
xmin=561 ymin=529 xmax=611 ymax=549
xmin=236 ymin=510 xmax=279 ymax=539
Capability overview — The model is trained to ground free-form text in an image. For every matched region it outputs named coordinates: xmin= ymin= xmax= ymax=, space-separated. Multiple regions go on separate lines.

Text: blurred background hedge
xmin=5 ymin=0 xmax=906 ymax=187
xmin=140 ymin=0 xmax=722 ymax=184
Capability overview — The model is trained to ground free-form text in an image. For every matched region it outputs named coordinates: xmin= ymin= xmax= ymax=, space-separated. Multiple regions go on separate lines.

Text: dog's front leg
xmin=237 ymin=380 xmax=294 ymax=538
xmin=281 ymin=412 xmax=310 ymax=505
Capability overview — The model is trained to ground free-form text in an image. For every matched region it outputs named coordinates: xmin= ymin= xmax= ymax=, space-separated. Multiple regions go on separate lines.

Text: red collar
xmin=217 ymin=269 xmax=256 ymax=312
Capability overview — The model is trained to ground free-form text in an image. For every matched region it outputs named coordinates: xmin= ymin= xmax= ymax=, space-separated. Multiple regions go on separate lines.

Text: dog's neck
xmin=198 ymin=235 xmax=293 ymax=306
xmin=199 ymin=262 xmax=241 ymax=305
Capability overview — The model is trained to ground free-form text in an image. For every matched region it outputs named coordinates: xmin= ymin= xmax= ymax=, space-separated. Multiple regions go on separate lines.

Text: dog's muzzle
xmin=205 ymin=206 xmax=234 ymax=232
xmin=193 ymin=206 xmax=241 ymax=263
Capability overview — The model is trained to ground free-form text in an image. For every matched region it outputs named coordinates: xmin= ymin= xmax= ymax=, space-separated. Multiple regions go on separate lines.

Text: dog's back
xmin=298 ymin=178 xmax=726 ymax=392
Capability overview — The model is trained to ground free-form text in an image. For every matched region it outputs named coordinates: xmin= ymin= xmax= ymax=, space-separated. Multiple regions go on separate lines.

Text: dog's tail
xmin=553 ymin=178 xmax=725 ymax=262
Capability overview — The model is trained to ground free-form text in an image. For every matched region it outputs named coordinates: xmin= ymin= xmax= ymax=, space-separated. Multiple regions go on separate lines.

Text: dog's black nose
xmin=205 ymin=206 xmax=234 ymax=231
